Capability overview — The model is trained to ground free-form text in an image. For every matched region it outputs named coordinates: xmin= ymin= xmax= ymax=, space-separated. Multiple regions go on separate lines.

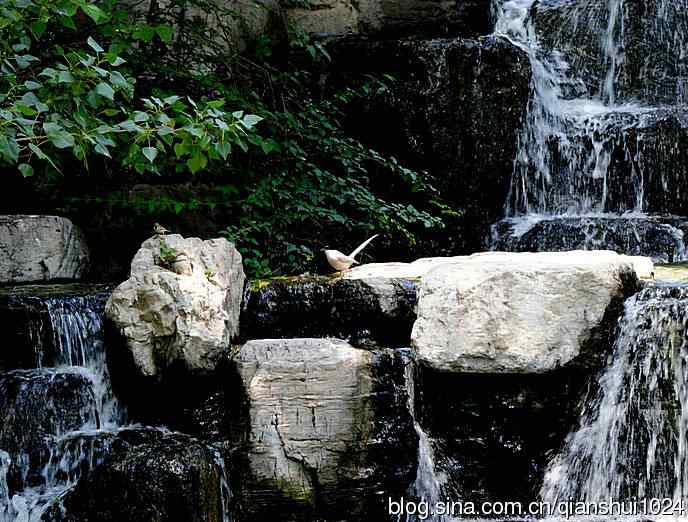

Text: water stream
xmin=492 ymin=0 xmax=688 ymax=235
xmin=0 ymin=292 xmax=233 ymax=521
xmin=542 ymin=285 xmax=688 ymax=508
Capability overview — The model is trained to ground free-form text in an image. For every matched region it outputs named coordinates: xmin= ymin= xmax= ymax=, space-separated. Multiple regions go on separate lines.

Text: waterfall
xmin=2 ymin=293 xmax=125 ymax=521
xmin=403 ymin=362 xmax=446 ymax=521
xmin=492 ymin=0 xmax=688 ymax=218
xmin=542 ymin=285 xmax=688 ymax=503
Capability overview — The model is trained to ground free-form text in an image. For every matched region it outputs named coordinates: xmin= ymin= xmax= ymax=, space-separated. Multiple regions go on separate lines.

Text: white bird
xmin=324 ymin=234 xmax=378 ymax=272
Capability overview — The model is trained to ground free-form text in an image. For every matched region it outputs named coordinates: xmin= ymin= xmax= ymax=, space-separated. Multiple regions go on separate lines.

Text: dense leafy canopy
xmin=2 ymin=0 xmax=456 ymax=276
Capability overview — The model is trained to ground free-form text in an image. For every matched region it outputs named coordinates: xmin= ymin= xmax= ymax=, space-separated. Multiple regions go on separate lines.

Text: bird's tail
xmin=349 ymin=234 xmax=378 ymax=259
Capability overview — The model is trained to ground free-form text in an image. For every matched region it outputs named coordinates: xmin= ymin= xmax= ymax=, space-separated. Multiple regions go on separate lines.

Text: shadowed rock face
xmin=415 ymin=366 xmax=591 ymax=507
xmin=228 ymin=340 xmax=417 ymax=521
xmin=287 ymin=0 xmax=493 ymax=39
xmin=328 ymin=35 xmax=531 ymax=252
xmin=241 ymin=275 xmax=417 ymax=347
xmin=492 ymin=215 xmax=688 ymax=263
xmin=0 ymin=216 xmax=89 ymax=284
xmin=59 ymin=428 xmax=228 ymax=522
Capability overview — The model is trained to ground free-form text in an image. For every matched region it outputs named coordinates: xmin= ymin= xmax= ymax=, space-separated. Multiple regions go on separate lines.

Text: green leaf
xmin=174 ymin=141 xmax=189 ymax=157
xmin=87 ymin=37 xmax=104 ymax=53
xmin=155 ymin=25 xmax=174 ymax=43
xmin=94 ymin=143 xmax=111 ymax=157
xmin=95 ymin=82 xmax=115 ymax=100
xmin=30 ymin=20 xmax=46 ymax=36
xmin=142 ymin=146 xmax=158 ymax=163
xmin=50 ymin=132 xmax=75 ymax=149
xmin=187 ymin=153 xmax=207 ymax=174
xmin=216 ymin=141 xmax=231 ymax=160
xmin=59 ymin=16 xmax=77 ymax=30
xmin=82 ymin=4 xmax=107 ymax=23
xmin=57 ymin=70 xmax=74 ymax=83
xmin=132 ymin=25 xmax=156 ymax=42
xmin=109 ymin=71 xmax=128 ymax=89
xmin=23 ymin=80 xmax=41 ymax=90
xmin=241 ymin=114 xmax=263 ymax=128
xmin=18 ymin=163 xmax=34 ymax=177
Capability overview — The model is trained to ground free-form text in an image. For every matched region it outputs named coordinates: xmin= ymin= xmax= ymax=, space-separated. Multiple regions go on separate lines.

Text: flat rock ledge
xmin=411 ymin=251 xmax=643 ymax=373
xmin=0 ymin=215 xmax=89 ymax=284
xmin=242 ymin=251 xmax=651 ymax=348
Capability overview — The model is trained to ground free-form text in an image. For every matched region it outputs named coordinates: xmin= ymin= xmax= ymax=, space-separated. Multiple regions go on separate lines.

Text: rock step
xmin=241 ymin=274 xmax=417 ymax=347
xmin=228 ymin=339 xmax=416 ymax=520
xmin=492 ymin=215 xmax=688 ymax=263
xmin=412 ymin=251 xmax=642 ymax=373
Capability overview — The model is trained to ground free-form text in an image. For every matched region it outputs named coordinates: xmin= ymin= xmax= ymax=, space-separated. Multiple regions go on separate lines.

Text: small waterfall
xmin=492 ymin=0 xmax=688 ymax=218
xmin=2 ymin=292 xmax=126 ymax=521
xmin=542 ymin=285 xmax=688 ymax=503
xmin=404 ymin=362 xmax=445 ymax=521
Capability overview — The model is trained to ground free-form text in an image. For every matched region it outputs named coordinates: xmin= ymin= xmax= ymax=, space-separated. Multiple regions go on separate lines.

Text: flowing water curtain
xmin=493 ymin=0 xmax=688 ymax=217
xmin=2 ymin=293 xmax=125 ymax=519
xmin=541 ymin=287 xmax=688 ymax=502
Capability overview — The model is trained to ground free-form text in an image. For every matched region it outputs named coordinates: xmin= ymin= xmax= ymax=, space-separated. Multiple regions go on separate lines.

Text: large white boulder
xmin=0 ymin=215 xmax=89 ymax=283
xmin=234 ymin=338 xmax=374 ymax=500
xmin=105 ymin=234 xmax=245 ymax=378
xmin=411 ymin=251 xmax=641 ymax=373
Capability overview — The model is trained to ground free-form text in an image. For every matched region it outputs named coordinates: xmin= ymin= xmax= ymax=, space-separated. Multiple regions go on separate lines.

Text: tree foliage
xmin=0 ymin=0 xmax=261 ymax=176
xmin=3 ymin=0 xmax=457 ymax=277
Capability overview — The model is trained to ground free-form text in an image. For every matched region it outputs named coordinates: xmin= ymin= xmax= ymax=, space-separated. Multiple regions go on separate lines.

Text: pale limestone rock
xmin=411 ymin=251 xmax=640 ymax=373
xmin=235 ymin=338 xmax=374 ymax=499
xmin=0 ymin=215 xmax=89 ymax=283
xmin=106 ymin=234 xmax=245 ymax=378
xmin=343 ymin=251 xmax=653 ymax=281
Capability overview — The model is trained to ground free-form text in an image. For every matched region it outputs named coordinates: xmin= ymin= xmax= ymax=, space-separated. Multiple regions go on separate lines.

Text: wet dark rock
xmin=416 ymin=367 xmax=591 ymax=506
xmin=327 ymin=35 xmax=531 ymax=252
xmin=241 ymin=275 xmax=417 ymax=346
xmin=60 ymin=428 xmax=228 ymax=522
xmin=0 ymin=368 xmax=99 ymax=490
xmin=227 ymin=343 xmax=417 ymax=521
xmin=492 ymin=215 xmax=688 ymax=263
xmin=0 ymin=284 xmax=112 ymax=371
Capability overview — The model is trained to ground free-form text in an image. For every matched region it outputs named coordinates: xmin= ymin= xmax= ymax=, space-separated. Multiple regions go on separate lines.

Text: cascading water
xmin=491 ymin=0 xmax=688 ymax=259
xmin=0 ymin=293 xmax=125 ymax=521
xmin=403 ymin=362 xmax=445 ymax=522
xmin=542 ymin=285 xmax=688 ymax=506
xmin=493 ymin=0 xmax=652 ymax=216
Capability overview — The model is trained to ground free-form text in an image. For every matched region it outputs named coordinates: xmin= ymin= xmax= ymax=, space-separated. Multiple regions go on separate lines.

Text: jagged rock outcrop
xmin=230 ymin=339 xmax=416 ymax=520
xmin=60 ymin=428 xmax=228 ymax=522
xmin=412 ymin=251 xmax=643 ymax=373
xmin=0 ymin=215 xmax=89 ymax=284
xmin=105 ymin=234 xmax=245 ymax=379
xmin=492 ymin=215 xmax=688 ymax=263
xmin=288 ymin=0 xmax=492 ymax=38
